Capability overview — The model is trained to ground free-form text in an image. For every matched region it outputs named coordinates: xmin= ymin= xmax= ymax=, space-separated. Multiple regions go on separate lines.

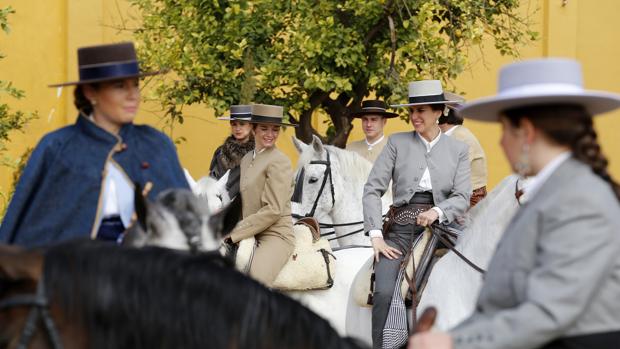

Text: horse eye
xmin=309 ymin=177 xmax=318 ymax=184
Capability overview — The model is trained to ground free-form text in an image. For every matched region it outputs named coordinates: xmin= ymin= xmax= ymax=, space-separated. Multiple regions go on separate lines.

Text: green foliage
xmin=1 ymin=6 xmax=36 ymax=215
xmin=129 ymin=0 xmax=537 ymax=146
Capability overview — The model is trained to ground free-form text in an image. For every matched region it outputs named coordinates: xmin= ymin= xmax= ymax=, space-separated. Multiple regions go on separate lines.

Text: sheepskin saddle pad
xmin=235 ymin=217 xmax=336 ymax=291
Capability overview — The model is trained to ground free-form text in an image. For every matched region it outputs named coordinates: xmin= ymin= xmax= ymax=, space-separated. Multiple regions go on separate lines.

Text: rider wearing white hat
xmin=364 ymin=79 xmax=470 ymax=348
xmin=410 ymin=58 xmax=620 ymax=349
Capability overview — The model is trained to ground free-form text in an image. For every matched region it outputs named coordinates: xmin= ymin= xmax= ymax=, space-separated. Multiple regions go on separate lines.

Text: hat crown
xmin=498 ymin=58 xmax=584 ymax=94
xmin=252 ymin=104 xmax=283 ymax=118
xmin=361 ymin=100 xmax=388 ymax=110
xmin=77 ymin=42 xmax=138 ymax=67
xmin=408 ymin=80 xmax=444 ymax=97
xmin=230 ymin=105 xmax=252 ymax=115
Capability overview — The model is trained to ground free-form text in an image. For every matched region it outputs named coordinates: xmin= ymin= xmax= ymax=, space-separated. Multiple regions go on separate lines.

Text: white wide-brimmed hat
xmin=391 ymin=80 xmax=463 ymax=108
xmin=217 ymin=105 xmax=252 ymax=121
xmin=459 ymin=58 xmax=620 ymax=122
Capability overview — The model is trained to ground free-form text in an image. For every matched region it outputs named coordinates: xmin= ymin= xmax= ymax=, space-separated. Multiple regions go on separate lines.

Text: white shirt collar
xmin=443 ymin=125 xmax=459 ymax=136
xmin=365 ymin=134 xmax=385 ymax=149
xmin=417 ymin=131 xmax=442 ymax=152
xmin=521 ymin=151 xmax=572 ymax=202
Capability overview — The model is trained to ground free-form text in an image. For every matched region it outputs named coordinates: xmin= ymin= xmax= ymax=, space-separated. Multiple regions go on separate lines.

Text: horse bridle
xmin=0 ymin=276 xmax=64 ymax=349
xmin=294 ymin=150 xmax=336 ymax=218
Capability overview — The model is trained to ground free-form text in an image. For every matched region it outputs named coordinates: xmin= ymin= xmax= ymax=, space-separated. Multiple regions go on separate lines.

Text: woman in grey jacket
xmin=363 ymin=80 xmax=470 ymax=348
xmin=410 ymin=59 xmax=620 ymax=349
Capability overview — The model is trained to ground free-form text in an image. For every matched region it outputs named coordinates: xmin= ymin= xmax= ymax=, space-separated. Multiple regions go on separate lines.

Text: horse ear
xmin=311 ymin=134 xmax=324 ymax=154
xmin=292 ymin=136 xmax=308 ymax=154
xmin=0 ymin=244 xmax=43 ymax=282
xmin=209 ymin=195 xmax=242 ymax=238
xmin=217 ymin=170 xmax=230 ymax=190
xmin=134 ymin=182 xmax=148 ymax=231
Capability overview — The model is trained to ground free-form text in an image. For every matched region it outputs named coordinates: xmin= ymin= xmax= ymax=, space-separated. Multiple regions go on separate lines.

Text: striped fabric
xmin=382 ymin=267 xmax=409 ymax=349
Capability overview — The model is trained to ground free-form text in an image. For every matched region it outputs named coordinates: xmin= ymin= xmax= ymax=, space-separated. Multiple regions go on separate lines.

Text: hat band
xmin=361 ymin=107 xmax=387 ymax=112
xmin=251 ymin=114 xmax=285 ymax=124
xmin=79 ymin=61 xmax=140 ymax=82
xmin=231 ymin=112 xmax=252 ymax=117
xmin=408 ymin=93 xmax=446 ymax=104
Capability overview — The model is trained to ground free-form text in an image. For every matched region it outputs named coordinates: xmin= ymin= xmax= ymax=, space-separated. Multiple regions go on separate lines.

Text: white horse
xmin=417 ymin=175 xmax=523 ymax=330
xmin=292 ymin=135 xmax=392 ymax=247
xmin=181 ymin=143 xmax=523 ymax=344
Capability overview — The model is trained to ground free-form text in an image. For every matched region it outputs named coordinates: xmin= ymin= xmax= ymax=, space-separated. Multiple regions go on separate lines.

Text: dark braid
xmin=505 ymin=104 xmax=620 ymax=201
xmin=73 ymin=84 xmax=98 ymax=116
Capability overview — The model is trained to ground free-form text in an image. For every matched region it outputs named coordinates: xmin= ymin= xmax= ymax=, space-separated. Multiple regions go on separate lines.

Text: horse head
xmin=0 ymin=244 xmax=82 ymax=348
xmin=292 ymin=135 xmax=336 ymax=221
xmin=122 ymin=186 xmax=239 ymax=253
xmin=194 ymin=170 xmax=231 ymax=213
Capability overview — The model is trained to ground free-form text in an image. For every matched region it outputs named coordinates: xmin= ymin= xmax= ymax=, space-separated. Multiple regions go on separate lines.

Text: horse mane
xmin=43 ymin=240 xmax=364 ymax=349
xmin=296 ymin=144 xmax=373 ymax=189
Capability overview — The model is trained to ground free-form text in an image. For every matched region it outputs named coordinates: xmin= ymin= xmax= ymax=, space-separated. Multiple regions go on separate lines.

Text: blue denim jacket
xmin=0 ymin=115 xmax=189 ymax=247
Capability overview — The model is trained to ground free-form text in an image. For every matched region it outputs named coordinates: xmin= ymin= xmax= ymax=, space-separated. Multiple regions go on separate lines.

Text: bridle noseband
xmin=0 ymin=276 xmax=64 ymax=349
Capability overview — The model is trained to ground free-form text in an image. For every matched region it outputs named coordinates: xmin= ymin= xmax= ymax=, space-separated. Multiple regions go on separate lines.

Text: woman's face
xmin=230 ymin=120 xmax=252 ymax=142
xmin=499 ymin=116 xmax=526 ymax=173
xmin=253 ymin=123 xmax=280 ymax=149
xmin=409 ymin=104 xmax=442 ymax=135
xmin=86 ymin=78 xmax=140 ymax=128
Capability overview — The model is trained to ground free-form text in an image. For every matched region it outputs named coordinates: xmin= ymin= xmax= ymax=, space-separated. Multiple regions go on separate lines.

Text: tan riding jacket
xmin=346 ymin=136 xmax=388 ymax=163
xmin=449 ymin=125 xmax=487 ymax=190
xmin=229 ymin=147 xmax=295 ymax=245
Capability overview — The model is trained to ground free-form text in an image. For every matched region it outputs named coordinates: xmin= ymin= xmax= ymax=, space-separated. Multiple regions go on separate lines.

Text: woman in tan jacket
xmin=225 ymin=104 xmax=297 ymax=286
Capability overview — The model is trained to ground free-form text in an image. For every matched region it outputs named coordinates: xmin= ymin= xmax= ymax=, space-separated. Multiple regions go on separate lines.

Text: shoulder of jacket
xmin=36 ymin=124 xmax=78 ymax=151
xmin=132 ymin=124 xmax=172 ymax=142
xmin=270 ymin=148 xmax=291 ymax=165
xmin=442 ymin=133 xmax=469 ymax=153
xmin=388 ymin=131 xmax=415 ymax=143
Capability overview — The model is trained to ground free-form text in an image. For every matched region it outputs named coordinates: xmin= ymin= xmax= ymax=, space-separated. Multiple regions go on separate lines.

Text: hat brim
xmin=350 ymin=111 xmax=399 ymax=118
xmin=459 ymin=90 xmax=620 ymax=122
xmin=217 ymin=116 xmax=252 ymax=121
xmin=390 ymin=99 xmax=462 ymax=108
xmin=249 ymin=120 xmax=298 ymax=127
xmin=48 ymin=70 xmax=163 ymax=87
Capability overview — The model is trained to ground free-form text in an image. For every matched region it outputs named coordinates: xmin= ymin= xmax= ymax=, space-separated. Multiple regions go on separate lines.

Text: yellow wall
xmin=2 ymin=0 xmax=620 ymax=195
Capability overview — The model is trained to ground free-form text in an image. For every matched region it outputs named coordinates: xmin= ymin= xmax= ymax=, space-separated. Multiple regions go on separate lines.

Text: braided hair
xmin=504 ymin=104 xmax=620 ymax=201
xmin=73 ymin=84 xmax=98 ymax=116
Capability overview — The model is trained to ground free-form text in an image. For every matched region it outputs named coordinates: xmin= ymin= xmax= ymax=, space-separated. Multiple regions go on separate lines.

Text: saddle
xmin=351 ymin=228 xmax=433 ymax=308
xmin=234 ymin=217 xmax=336 ymax=291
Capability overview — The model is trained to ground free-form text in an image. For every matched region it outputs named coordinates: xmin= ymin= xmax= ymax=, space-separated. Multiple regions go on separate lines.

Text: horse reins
xmin=0 ymin=275 xmax=64 ymax=349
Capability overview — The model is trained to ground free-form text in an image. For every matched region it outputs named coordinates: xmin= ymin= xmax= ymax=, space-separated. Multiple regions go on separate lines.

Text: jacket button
xmin=141 ymin=161 xmax=150 ymax=169
xmin=414 ymin=177 xmax=418 ymax=181
xmin=119 ymin=143 xmax=128 ymax=152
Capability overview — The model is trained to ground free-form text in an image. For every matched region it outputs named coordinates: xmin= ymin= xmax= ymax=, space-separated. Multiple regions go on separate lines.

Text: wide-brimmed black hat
xmin=249 ymin=104 xmax=297 ymax=127
xmin=350 ymin=100 xmax=398 ymax=118
xmin=217 ymin=105 xmax=253 ymax=121
xmin=49 ymin=42 xmax=161 ymax=87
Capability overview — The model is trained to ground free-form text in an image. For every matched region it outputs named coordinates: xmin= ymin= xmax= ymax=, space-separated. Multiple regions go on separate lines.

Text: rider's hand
xmin=416 ymin=209 xmax=439 ymax=227
xmin=371 ymin=237 xmax=402 ymax=262
xmin=408 ymin=331 xmax=453 ymax=349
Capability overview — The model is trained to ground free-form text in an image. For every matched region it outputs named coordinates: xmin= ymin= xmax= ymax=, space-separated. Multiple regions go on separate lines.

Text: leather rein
xmin=0 ymin=276 xmax=64 ymax=349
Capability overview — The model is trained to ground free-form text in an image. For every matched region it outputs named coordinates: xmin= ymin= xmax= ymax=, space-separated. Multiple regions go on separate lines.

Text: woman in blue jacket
xmin=0 ymin=42 xmax=188 ymax=247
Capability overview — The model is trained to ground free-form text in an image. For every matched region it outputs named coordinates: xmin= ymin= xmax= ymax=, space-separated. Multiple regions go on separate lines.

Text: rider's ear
xmin=209 ymin=195 xmax=242 ymax=238
xmin=0 ymin=245 xmax=43 ymax=282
